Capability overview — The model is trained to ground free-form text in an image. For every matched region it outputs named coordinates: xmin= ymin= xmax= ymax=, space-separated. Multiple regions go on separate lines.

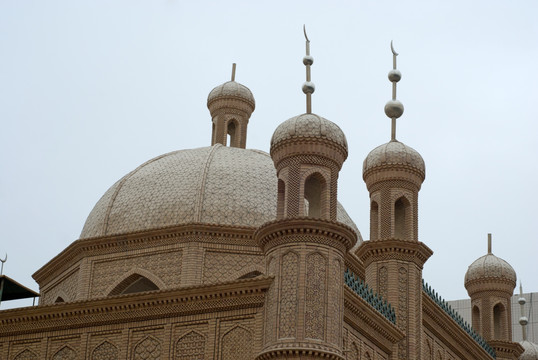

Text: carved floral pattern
xmin=398 ymin=266 xmax=408 ymax=360
xmin=305 ymin=252 xmax=326 ymax=340
xmin=52 ymin=346 xmax=76 ymax=360
xmin=279 ymin=252 xmax=298 ymax=339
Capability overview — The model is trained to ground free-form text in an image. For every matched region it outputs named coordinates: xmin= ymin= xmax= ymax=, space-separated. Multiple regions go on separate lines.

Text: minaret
xmin=517 ymin=284 xmax=538 ymax=359
xmin=356 ymin=42 xmax=432 ymax=360
xmin=255 ymin=27 xmax=356 ymax=360
xmin=207 ymin=64 xmax=255 ymax=148
xmin=465 ymin=234 xmax=523 ymax=359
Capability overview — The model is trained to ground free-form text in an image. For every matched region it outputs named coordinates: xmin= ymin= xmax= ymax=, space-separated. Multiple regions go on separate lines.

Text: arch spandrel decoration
xmin=221 ymin=325 xmax=252 ymax=360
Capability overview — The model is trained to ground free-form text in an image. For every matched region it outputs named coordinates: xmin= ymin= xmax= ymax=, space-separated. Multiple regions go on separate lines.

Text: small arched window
xmin=472 ymin=305 xmax=481 ymax=334
xmin=54 ymin=296 xmax=65 ymax=303
xmin=394 ymin=197 xmax=411 ymax=239
xmin=304 ymin=173 xmax=326 ymax=218
xmin=227 ymin=120 xmax=237 ymax=147
xmin=493 ymin=303 xmax=505 ymax=339
xmin=370 ymin=201 xmax=379 ymax=240
xmin=277 ymin=179 xmax=286 ymax=219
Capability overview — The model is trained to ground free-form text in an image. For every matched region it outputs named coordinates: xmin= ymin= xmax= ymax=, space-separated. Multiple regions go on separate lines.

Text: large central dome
xmin=80 ymin=144 xmax=359 ymax=239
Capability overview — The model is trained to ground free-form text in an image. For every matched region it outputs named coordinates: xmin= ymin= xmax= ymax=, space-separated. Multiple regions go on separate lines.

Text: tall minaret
xmin=357 ymin=42 xmax=432 ymax=360
xmin=517 ymin=284 xmax=538 ymax=359
xmin=255 ymin=27 xmax=356 ymax=360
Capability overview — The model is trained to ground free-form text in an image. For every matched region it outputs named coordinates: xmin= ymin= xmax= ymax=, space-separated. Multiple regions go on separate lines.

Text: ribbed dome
xmin=520 ymin=340 xmax=538 ymax=360
xmin=207 ymin=81 xmax=255 ymax=108
xmin=80 ymin=144 xmax=359 ymax=239
xmin=271 ymin=113 xmax=348 ymax=150
xmin=363 ymin=140 xmax=425 ymax=176
xmin=464 ymin=253 xmax=517 ymax=285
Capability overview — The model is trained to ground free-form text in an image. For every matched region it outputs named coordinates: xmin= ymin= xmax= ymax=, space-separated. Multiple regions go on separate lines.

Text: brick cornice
xmin=270 ymin=137 xmax=348 ymax=167
xmin=423 ymin=293 xmax=495 ymax=359
xmin=489 ymin=340 xmax=525 ymax=360
xmin=355 ymin=238 xmax=433 ymax=269
xmin=33 ymin=222 xmax=257 ymax=285
xmin=255 ymin=218 xmax=357 ymax=253
xmin=0 ymin=276 xmax=272 ymax=337
xmin=465 ymin=278 xmax=516 ymax=297
xmin=344 ymin=287 xmax=404 ymax=352
xmin=363 ymin=164 xmax=425 ymax=189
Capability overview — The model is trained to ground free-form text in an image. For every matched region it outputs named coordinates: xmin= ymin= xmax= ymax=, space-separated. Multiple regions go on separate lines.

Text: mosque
xmin=0 ymin=34 xmax=536 ymax=360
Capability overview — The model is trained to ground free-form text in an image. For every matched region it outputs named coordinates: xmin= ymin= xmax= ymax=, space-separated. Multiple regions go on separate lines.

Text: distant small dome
xmin=464 ymin=253 xmax=516 ymax=285
xmin=363 ymin=140 xmax=425 ymax=177
xmin=207 ymin=81 xmax=255 ymax=109
xmin=270 ymin=113 xmax=348 ymax=150
xmin=520 ymin=340 xmax=538 ymax=360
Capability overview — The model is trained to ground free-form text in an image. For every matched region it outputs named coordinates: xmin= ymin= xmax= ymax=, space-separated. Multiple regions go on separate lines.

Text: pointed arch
xmin=277 ymin=178 xmax=286 ymax=219
xmin=106 ymin=268 xmax=165 ymax=296
xmin=493 ymin=302 xmax=506 ymax=339
xmin=394 ymin=196 xmax=411 ymax=240
xmin=221 ymin=324 xmax=252 ymax=360
xmin=133 ymin=336 xmax=161 ymax=360
xmin=303 ymin=172 xmax=328 ymax=219
xmin=472 ymin=305 xmax=481 ymax=335
xmin=175 ymin=330 xmax=206 ymax=360
xmin=52 ymin=345 xmax=76 ymax=360
xmin=53 ymin=290 xmax=69 ymax=303
xmin=237 ymin=270 xmax=263 ymax=279
xmin=92 ymin=340 xmax=118 ymax=360
xmin=226 ymin=118 xmax=240 ymax=147
xmin=370 ymin=200 xmax=379 ymax=240
xmin=14 ymin=349 xmax=37 ymax=360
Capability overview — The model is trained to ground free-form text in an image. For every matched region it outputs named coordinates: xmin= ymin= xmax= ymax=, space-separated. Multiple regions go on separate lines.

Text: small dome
xmin=363 ymin=140 xmax=425 ymax=176
xmin=270 ymin=113 xmax=348 ymax=150
xmin=520 ymin=340 xmax=538 ymax=360
xmin=207 ymin=81 xmax=255 ymax=109
xmin=464 ymin=253 xmax=517 ymax=285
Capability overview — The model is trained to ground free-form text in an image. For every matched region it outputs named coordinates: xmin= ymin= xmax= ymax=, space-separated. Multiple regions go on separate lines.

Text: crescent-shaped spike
xmin=391 ymin=40 xmax=399 ymax=56
xmin=303 ymin=24 xmax=310 ymax=42
xmin=0 ymin=253 xmax=6 ymax=263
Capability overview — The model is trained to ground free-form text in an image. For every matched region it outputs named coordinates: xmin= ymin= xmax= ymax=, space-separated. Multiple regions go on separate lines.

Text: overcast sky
xmin=1 ymin=0 xmax=537 ymax=310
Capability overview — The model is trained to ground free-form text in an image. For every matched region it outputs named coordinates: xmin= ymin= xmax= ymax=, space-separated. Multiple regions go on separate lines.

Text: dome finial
xmin=231 ymin=63 xmax=236 ymax=81
xmin=302 ymin=25 xmax=315 ymax=114
xmin=488 ymin=233 xmax=492 ymax=254
xmin=385 ymin=40 xmax=404 ymax=141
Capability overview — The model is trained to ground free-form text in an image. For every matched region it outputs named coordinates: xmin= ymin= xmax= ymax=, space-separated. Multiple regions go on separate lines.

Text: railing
xmin=422 ymin=279 xmax=496 ymax=359
xmin=344 ymin=269 xmax=396 ymax=324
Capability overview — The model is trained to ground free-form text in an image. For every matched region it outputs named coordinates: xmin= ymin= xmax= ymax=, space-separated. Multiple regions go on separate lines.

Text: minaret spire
xmin=231 ymin=63 xmax=236 ymax=81
xmin=518 ymin=282 xmax=529 ymax=341
xmin=302 ymin=25 xmax=315 ymax=114
xmin=488 ymin=233 xmax=492 ymax=254
xmin=385 ymin=40 xmax=404 ymax=141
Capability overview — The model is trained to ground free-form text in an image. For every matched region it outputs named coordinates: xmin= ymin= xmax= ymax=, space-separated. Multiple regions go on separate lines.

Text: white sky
xmin=1 ymin=0 xmax=537 ymax=310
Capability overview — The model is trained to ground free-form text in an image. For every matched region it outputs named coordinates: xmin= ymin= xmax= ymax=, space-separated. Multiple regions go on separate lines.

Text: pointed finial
xmin=231 ymin=63 xmax=236 ymax=82
xmin=0 ymin=253 xmax=6 ymax=276
xmin=519 ymin=282 xmax=528 ymax=340
xmin=487 ymin=233 xmax=492 ymax=254
xmin=302 ymin=25 xmax=315 ymax=114
xmin=385 ymin=40 xmax=404 ymax=141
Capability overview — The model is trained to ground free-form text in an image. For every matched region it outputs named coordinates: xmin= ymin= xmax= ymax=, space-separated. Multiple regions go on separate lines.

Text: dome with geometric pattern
xmin=464 ymin=253 xmax=517 ymax=285
xmin=207 ymin=80 xmax=255 ymax=109
xmin=363 ymin=140 xmax=425 ymax=177
xmin=80 ymin=144 xmax=359 ymax=239
xmin=271 ymin=113 xmax=348 ymax=150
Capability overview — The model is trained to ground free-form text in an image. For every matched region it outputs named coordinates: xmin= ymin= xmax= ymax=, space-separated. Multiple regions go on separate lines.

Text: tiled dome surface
xmin=520 ymin=340 xmax=538 ymax=360
xmin=271 ymin=113 xmax=348 ymax=150
xmin=363 ymin=140 xmax=425 ymax=175
xmin=80 ymin=144 xmax=359 ymax=239
xmin=464 ymin=253 xmax=516 ymax=284
xmin=207 ymin=81 xmax=255 ymax=107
